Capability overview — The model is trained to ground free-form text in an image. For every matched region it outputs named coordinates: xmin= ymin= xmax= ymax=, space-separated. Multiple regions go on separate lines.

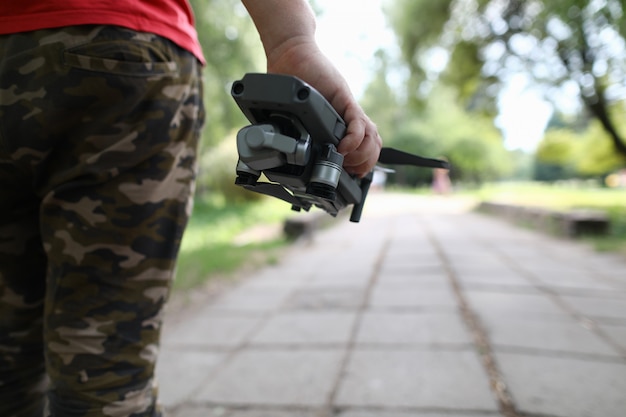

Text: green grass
xmin=471 ymin=182 xmax=626 ymax=254
xmin=472 ymin=182 xmax=626 ymax=210
xmin=173 ymin=195 xmax=293 ymax=291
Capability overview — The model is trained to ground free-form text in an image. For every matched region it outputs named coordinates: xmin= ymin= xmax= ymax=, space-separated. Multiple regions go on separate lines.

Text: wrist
xmin=265 ymin=35 xmax=319 ymax=73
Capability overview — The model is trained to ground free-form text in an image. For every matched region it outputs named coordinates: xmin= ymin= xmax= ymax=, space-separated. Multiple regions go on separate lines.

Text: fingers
xmin=337 ymin=105 xmax=382 ymax=177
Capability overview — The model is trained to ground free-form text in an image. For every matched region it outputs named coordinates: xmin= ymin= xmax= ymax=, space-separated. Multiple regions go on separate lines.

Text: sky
xmin=313 ymin=0 xmax=553 ymax=152
xmin=314 ymin=0 xmax=398 ymax=99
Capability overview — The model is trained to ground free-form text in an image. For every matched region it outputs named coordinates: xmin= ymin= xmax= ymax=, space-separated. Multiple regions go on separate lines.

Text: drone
xmin=231 ymin=73 xmax=449 ymax=223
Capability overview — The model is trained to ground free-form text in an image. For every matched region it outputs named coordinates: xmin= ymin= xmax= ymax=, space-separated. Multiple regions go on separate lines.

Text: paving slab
xmin=368 ymin=285 xmax=458 ymax=310
xmin=464 ymin=290 xmax=569 ymax=317
xmin=283 ymin=286 xmax=367 ymax=311
xmin=226 ymin=411 xmax=318 ymax=417
xmin=193 ymin=349 xmax=345 ymax=407
xmin=162 ymin=315 xmax=261 ymax=348
xmin=481 ymin=313 xmax=621 ymax=357
xmin=381 ymin=254 xmax=442 ymax=271
xmin=375 ymin=269 xmax=449 ymax=287
xmin=335 ymin=349 xmax=498 ymax=411
xmin=337 ymin=412 xmax=499 ymax=417
xmin=560 ymin=293 xmax=626 ymax=322
xmin=205 ymin=286 xmax=294 ymax=314
xmin=169 ymin=406 xmax=318 ymax=417
xmin=495 ymin=352 xmax=626 ymax=417
xmin=236 ymin=273 xmax=312 ymax=290
xmin=449 ymin=255 xmax=509 ymax=270
xmin=454 ymin=267 xmax=535 ymax=289
xmin=531 ymin=271 xmax=619 ymax=292
xmin=157 ymin=349 xmax=225 ymax=407
xmin=250 ymin=311 xmax=357 ymax=346
xmin=168 ymin=405 xmax=230 ymax=417
xmin=597 ymin=323 xmax=626 ymax=350
xmin=354 ymin=311 xmax=472 ymax=346
xmin=303 ymin=274 xmax=371 ymax=288
xmin=379 ymin=258 xmax=445 ymax=272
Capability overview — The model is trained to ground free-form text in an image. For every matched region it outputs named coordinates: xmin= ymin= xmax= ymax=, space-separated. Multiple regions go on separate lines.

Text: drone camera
xmin=307 ymin=144 xmax=343 ymax=201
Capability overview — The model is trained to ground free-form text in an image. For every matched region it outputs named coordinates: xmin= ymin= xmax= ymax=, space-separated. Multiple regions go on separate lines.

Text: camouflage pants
xmin=0 ymin=26 xmax=204 ymax=417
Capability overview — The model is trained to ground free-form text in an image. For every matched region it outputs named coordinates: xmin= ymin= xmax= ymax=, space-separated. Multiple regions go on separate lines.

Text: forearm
xmin=240 ymin=0 xmax=317 ymax=64
xmin=240 ymin=0 xmax=382 ymax=176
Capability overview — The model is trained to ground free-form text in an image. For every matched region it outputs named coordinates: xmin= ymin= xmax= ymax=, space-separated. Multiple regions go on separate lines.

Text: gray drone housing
xmin=231 ymin=73 xmax=368 ymax=221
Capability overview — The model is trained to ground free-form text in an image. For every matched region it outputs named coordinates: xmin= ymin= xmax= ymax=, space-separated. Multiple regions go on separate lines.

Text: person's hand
xmin=266 ymin=37 xmax=382 ymax=177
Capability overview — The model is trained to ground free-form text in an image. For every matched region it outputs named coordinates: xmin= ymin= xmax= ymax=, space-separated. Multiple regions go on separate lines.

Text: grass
xmin=470 ymin=182 xmax=626 ymax=255
xmin=173 ymin=194 xmax=293 ymax=291
xmin=472 ymin=182 xmax=626 ymax=210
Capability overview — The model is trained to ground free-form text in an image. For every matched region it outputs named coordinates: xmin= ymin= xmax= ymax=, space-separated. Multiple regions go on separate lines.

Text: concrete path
xmin=157 ymin=192 xmax=626 ymax=417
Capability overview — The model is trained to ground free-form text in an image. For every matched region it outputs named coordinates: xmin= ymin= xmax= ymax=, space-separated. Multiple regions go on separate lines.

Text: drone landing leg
xmin=349 ymin=171 xmax=374 ymax=223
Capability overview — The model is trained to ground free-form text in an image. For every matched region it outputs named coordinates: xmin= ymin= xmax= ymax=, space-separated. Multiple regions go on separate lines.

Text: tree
xmin=389 ymin=0 xmax=626 ymax=158
xmin=533 ymin=115 xmax=626 ymax=180
xmin=360 ymin=50 xmax=405 ymax=142
xmin=575 ymin=120 xmax=626 ymax=175
xmin=534 ymin=128 xmax=578 ymax=180
xmin=384 ymin=85 xmax=513 ymax=185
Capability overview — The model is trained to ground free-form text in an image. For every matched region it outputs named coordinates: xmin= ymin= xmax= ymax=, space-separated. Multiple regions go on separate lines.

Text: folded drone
xmin=231 ymin=73 xmax=449 ymax=223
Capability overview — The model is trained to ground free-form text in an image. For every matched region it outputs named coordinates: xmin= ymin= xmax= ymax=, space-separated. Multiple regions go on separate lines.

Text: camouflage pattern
xmin=0 ymin=25 xmax=205 ymax=417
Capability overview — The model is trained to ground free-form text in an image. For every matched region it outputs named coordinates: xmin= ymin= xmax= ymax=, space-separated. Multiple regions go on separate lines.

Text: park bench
xmin=282 ymin=208 xmax=349 ymax=241
xmin=551 ymin=209 xmax=610 ymax=237
xmin=283 ymin=210 xmax=327 ymax=241
xmin=477 ymin=201 xmax=610 ymax=238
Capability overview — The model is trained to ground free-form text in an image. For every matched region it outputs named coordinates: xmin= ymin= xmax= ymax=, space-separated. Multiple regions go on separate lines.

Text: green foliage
xmin=189 ymin=0 xmax=265 ymax=148
xmin=533 ymin=161 xmax=574 ymax=182
xmin=385 ymin=120 xmax=446 ymax=185
xmin=360 ymin=50 xmax=405 ymax=141
xmin=383 ymin=86 xmax=513 ymax=185
xmin=389 ymin=0 xmax=626 ymax=158
xmin=536 ymin=129 xmax=576 ymax=165
xmin=388 ymin=0 xmax=454 ymax=106
xmin=389 ymin=0 xmax=453 ymax=71
xmin=574 ymin=122 xmax=626 ymax=175
xmin=442 ymin=41 xmax=490 ymax=106
xmin=505 ymin=150 xmax=535 ymax=181
xmin=198 ymin=131 xmax=264 ymax=203
xmin=446 ymin=137 xmax=503 ymax=183
xmin=475 ymin=182 xmax=626 ymax=210
xmin=474 ymin=182 xmax=626 ymax=254
xmin=175 ymin=195 xmax=291 ymax=290
xmin=533 ymin=119 xmax=626 ymax=180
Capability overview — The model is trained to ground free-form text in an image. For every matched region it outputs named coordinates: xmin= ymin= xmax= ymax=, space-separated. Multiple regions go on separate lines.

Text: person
xmin=432 ymin=158 xmax=451 ymax=195
xmin=0 ymin=1 xmax=382 ymax=416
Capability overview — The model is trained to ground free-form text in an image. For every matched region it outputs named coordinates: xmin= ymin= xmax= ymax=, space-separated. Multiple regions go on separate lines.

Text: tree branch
xmin=583 ymin=94 xmax=626 ymax=157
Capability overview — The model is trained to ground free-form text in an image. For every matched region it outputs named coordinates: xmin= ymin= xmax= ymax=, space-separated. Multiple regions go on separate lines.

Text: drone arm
xmin=378 ymin=147 xmax=450 ymax=170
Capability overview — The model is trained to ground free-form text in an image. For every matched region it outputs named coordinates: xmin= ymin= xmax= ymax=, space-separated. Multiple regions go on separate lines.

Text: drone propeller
xmin=378 ymin=147 xmax=450 ymax=170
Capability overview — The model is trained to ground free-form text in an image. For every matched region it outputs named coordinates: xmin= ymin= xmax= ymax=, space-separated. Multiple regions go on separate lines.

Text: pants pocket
xmin=64 ymin=39 xmax=179 ymax=77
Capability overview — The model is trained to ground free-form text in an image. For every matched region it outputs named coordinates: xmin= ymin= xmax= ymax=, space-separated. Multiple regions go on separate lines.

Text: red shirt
xmin=0 ymin=0 xmax=205 ymax=64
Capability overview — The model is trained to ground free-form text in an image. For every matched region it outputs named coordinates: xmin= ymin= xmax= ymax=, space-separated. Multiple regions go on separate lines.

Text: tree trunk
xmin=583 ymin=96 xmax=626 ymax=159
